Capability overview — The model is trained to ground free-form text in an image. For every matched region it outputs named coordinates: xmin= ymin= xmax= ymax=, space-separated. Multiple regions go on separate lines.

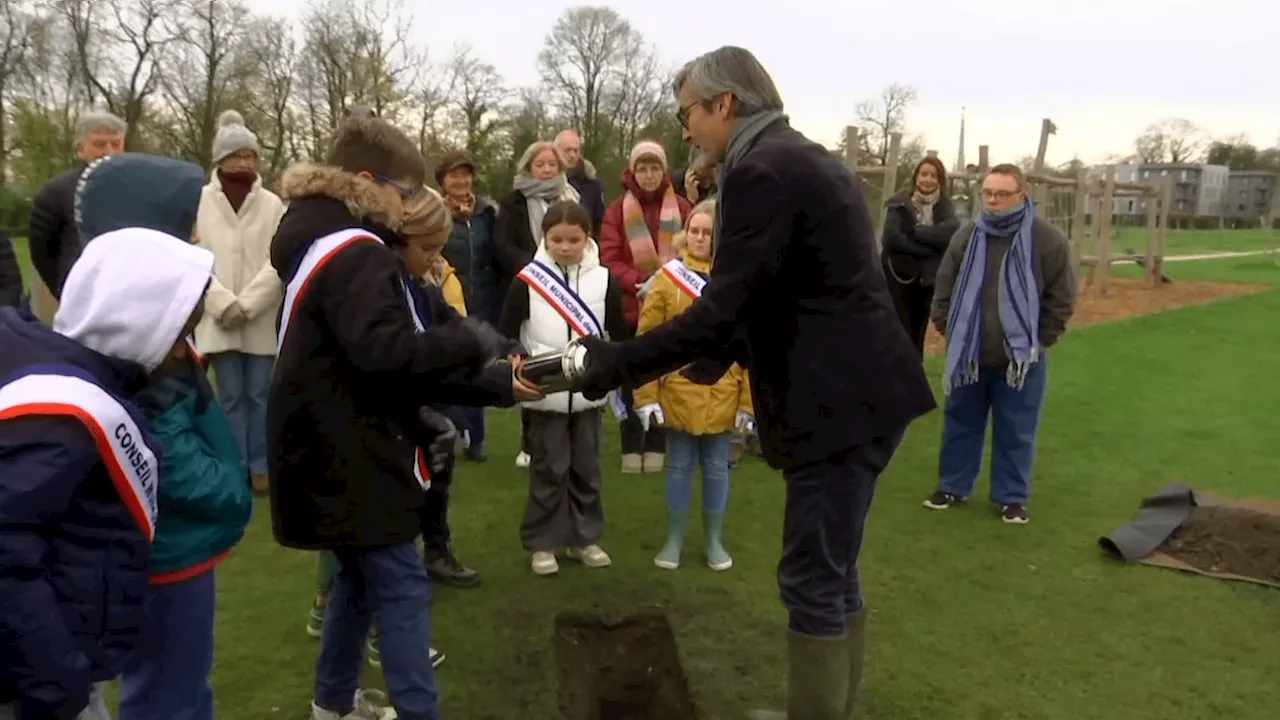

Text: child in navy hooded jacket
xmin=0 ymin=212 xmax=214 ymax=720
xmin=68 ymin=153 xmax=255 ymax=720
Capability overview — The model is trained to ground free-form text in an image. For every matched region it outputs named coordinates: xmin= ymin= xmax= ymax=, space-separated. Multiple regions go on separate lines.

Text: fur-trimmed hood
xmin=278 ymin=163 xmax=397 ymax=230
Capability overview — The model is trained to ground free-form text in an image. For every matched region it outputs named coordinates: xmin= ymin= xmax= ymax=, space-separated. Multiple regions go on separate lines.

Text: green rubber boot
xmin=843 ymin=609 xmax=868 ymax=719
xmin=704 ymin=510 xmax=733 ymax=571
xmin=653 ymin=512 xmax=686 ymax=569
xmin=748 ymin=630 xmax=849 ymax=720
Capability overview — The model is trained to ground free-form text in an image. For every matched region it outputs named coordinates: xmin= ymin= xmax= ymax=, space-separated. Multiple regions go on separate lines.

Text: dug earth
xmin=1160 ymin=506 xmax=1280 ymax=584
xmin=555 ymin=611 xmax=699 ymax=720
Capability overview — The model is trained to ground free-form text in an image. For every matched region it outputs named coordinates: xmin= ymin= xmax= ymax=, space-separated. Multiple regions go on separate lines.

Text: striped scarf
xmin=623 ymin=186 xmax=682 ymax=275
xmin=943 ymin=199 xmax=1040 ymax=394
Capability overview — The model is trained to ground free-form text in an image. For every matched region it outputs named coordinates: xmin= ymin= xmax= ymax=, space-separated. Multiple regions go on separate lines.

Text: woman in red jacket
xmin=598 ymin=140 xmax=692 ymax=474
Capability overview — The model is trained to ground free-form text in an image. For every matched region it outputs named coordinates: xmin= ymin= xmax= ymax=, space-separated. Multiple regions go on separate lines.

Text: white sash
xmin=660 ymin=259 xmax=707 ymax=299
xmin=278 ymin=229 xmax=384 ymax=352
xmin=0 ymin=373 xmax=159 ymax=541
xmin=403 ymin=281 xmax=432 ymax=491
xmin=517 ymin=260 xmax=604 ymax=338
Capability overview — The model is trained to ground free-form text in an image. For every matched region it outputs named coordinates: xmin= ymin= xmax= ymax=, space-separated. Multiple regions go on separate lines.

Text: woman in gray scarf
xmin=880 ymin=157 xmax=960 ymax=355
xmin=494 ymin=140 xmax=581 ymax=468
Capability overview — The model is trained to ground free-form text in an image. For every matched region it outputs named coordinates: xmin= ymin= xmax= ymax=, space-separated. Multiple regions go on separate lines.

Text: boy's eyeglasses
xmin=371 ymin=172 xmax=418 ymax=200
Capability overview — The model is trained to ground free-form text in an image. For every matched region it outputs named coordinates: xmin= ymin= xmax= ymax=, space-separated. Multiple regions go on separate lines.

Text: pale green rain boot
xmin=653 ymin=512 xmax=686 ymax=569
xmin=747 ymin=630 xmax=850 ymax=720
xmin=704 ymin=510 xmax=733 ymax=571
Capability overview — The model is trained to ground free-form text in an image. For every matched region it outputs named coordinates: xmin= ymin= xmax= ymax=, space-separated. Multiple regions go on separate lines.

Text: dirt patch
xmin=554 ymin=611 xmax=698 ymax=720
xmin=924 ymin=277 xmax=1267 ymax=356
xmin=1159 ymin=507 xmax=1280 ymax=585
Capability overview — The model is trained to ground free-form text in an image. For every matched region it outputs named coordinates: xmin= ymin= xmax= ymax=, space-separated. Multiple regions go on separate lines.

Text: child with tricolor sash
xmin=632 ymin=200 xmax=754 ymax=572
xmin=0 ymin=217 xmax=215 ymax=720
xmin=497 ymin=201 xmax=630 ymax=576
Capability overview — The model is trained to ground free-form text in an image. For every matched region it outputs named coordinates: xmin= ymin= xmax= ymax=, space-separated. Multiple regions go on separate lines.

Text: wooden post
xmin=1033 ymin=183 xmax=1050 ymax=221
xmin=877 ymin=132 xmax=903 ymax=236
xmin=1157 ymin=176 xmax=1172 ymax=281
xmin=973 ymin=145 xmax=990 ymax=218
xmin=843 ymin=126 xmax=859 ymax=171
xmin=1034 ymin=118 xmax=1053 ymax=171
xmin=926 ymin=149 xmax=938 ymax=158
xmin=1097 ymin=167 xmax=1117 ymax=294
xmin=1143 ymin=183 xmax=1160 ymax=286
xmin=1070 ymin=167 xmax=1089 ymax=274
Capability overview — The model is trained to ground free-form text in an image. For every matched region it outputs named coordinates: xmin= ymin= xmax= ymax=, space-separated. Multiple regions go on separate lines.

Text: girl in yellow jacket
xmin=633 ymin=199 xmax=754 ymax=571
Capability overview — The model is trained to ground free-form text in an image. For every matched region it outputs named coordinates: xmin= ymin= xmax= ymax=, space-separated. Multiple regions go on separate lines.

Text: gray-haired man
xmin=27 ymin=111 xmax=127 ymax=322
xmin=572 ymin=46 xmax=936 ymax=719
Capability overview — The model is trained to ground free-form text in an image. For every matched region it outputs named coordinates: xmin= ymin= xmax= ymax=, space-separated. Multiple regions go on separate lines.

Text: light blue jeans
xmin=664 ymin=431 xmax=732 ymax=514
xmin=208 ymin=352 xmax=273 ymax=476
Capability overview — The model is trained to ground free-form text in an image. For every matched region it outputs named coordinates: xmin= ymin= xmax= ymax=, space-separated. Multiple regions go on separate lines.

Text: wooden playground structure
xmin=842 ymin=119 xmax=1175 ymax=294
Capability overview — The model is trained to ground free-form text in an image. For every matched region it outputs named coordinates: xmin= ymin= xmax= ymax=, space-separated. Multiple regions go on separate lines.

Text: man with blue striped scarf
xmin=926 ymin=163 xmax=1077 ymax=524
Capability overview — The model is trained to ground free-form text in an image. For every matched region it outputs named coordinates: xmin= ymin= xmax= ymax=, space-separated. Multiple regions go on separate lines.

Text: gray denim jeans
xmin=0 ymin=682 xmax=110 ymax=720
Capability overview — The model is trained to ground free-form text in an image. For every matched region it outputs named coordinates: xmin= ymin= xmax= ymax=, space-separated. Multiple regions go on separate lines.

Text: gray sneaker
xmin=310 ymin=689 xmax=397 ymax=719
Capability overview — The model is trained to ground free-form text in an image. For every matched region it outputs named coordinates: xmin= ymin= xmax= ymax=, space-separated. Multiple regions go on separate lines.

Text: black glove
xmin=573 ymin=335 xmax=624 ymax=402
xmin=405 ymin=406 xmax=458 ymax=477
xmin=679 ymin=357 xmax=733 ymax=385
xmin=459 ymin=318 xmax=515 ymax=363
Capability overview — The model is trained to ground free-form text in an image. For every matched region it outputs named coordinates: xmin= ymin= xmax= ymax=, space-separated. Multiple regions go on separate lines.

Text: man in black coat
xmin=554 ymin=129 xmax=606 ymax=239
xmin=26 ymin=112 xmax=126 ymax=320
xmin=572 ymin=46 xmax=937 ymax=720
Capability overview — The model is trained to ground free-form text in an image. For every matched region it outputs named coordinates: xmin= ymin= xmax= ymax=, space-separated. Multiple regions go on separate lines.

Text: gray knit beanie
xmin=211 ymin=110 xmax=260 ymax=164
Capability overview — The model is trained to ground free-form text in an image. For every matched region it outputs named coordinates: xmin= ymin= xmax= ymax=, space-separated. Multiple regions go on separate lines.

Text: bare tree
xmin=444 ymin=43 xmax=508 ymax=155
xmin=537 ymin=6 xmax=638 ymax=160
xmin=1132 ymin=118 xmax=1207 ymax=164
xmin=346 ymin=0 xmax=423 ymax=121
xmin=0 ymin=0 xmax=39 ymax=184
xmin=61 ymin=0 xmax=181 ymax=147
xmin=855 ymin=83 xmax=918 ymax=166
xmin=238 ymin=14 xmax=298 ymax=178
xmin=156 ymin=0 xmax=249 ymax=166
xmin=603 ymin=37 xmax=669 ymax=161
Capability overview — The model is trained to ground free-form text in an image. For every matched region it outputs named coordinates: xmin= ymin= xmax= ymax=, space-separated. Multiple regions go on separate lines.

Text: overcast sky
xmin=247 ymin=0 xmax=1275 ymax=167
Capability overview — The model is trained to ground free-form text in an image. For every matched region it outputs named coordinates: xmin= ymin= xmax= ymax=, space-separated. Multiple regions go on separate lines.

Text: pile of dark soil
xmin=554 ymin=611 xmax=698 ymax=720
xmin=1161 ymin=506 xmax=1280 ymax=584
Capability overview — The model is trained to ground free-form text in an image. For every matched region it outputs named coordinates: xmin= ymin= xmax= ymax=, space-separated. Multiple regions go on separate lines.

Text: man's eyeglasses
xmin=372 ymin=172 xmax=418 ymax=200
xmin=676 ymin=100 xmax=701 ymax=129
xmin=981 ymin=189 xmax=1020 ymax=201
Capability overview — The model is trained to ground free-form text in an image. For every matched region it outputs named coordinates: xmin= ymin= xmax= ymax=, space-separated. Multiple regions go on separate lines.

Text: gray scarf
xmin=714 ymin=110 xmax=788 ymax=231
xmin=911 ymin=189 xmax=940 ymax=225
xmin=513 ymin=173 xmax=578 ymax=242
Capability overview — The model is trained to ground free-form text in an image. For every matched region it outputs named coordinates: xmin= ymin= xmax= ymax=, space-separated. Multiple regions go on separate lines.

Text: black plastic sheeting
xmin=1098 ymin=481 xmax=1220 ymax=562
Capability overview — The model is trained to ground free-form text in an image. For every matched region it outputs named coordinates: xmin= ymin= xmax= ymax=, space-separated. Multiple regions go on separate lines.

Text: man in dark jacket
xmin=572 ymin=47 xmax=937 ymax=720
xmin=0 ymin=173 xmax=214 ymax=720
xmin=26 ymin=112 xmax=126 ymax=320
xmin=0 ymin=230 xmax=22 ymax=307
xmin=555 ymin=129 xmax=606 ymax=238
xmin=268 ymin=116 xmax=539 ymax=720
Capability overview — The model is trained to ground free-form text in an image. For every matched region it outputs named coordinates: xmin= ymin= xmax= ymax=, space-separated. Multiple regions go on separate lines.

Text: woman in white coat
xmin=194 ymin=110 xmax=286 ymax=494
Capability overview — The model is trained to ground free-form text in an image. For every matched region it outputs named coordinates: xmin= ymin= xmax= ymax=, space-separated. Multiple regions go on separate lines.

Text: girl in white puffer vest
xmin=497 ymin=201 xmax=628 ymax=577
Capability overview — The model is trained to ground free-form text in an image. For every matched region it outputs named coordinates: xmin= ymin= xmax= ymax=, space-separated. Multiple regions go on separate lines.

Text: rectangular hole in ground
xmin=554 ymin=610 xmax=699 ymax=720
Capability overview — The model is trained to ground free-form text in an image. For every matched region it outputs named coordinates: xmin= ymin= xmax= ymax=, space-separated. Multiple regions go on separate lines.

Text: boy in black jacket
xmin=268 ymin=116 xmax=537 ymax=720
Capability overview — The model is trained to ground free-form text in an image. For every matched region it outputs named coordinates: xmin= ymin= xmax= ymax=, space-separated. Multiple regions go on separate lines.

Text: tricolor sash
xmin=517 ymin=260 xmax=604 ymax=338
xmin=517 ymin=259 xmax=626 ymax=420
xmin=0 ymin=372 xmax=159 ymax=541
xmin=660 ymin=259 xmax=707 ymax=299
xmin=278 ymin=229 xmax=384 ymax=353
xmin=401 ymin=278 xmax=433 ymax=491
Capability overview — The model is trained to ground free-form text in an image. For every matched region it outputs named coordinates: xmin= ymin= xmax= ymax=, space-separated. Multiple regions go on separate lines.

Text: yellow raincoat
xmin=633 ymin=250 xmax=753 ymax=434
xmin=424 ymin=256 xmax=467 ymax=316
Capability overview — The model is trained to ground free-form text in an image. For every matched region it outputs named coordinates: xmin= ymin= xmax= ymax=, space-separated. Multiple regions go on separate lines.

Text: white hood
xmin=54 ymin=228 xmax=215 ymax=372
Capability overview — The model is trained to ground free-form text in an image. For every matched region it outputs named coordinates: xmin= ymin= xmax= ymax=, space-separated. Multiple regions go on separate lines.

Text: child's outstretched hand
xmin=510 ymin=356 xmax=544 ymax=402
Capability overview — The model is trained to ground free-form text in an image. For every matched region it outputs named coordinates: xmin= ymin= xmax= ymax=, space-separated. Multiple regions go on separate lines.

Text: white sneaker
xmin=429 ymin=647 xmax=446 ymax=668
xmin=310 ymin=689 xmax=397 ymax=719
xmin=515 ymin=451 xmax=531 ymax=468
xmin=532 ymin=550 xmax=559 ymax=575
xmin=567 ymin=544 xmax=612 ymax=568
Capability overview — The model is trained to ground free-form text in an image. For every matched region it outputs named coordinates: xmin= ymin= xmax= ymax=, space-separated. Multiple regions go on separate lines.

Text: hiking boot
xmin=704 ymin=511 xmax=733 ymax=571
xmin=425 ymin=552 xmax=481 ymax=588
xmin=643 ymin=452 xmax=665 ymax=473
xmin=306 ymin=598 xmax=325 ymax=638
xmin=1001 ymin=504 xmax=1030 ymax=524
xmin=310 ymin=689 xmax=397 ymax=720
xmin=531 ymin=551 xmax=559 ymax=576
xmin=465 ymin=444 xmax=487 ymax=462
xmin=923 ymin=491 xmax=962 ymax=510
xmin=515 ymin=451 xmax=531 ymax=468
xmin=654 ymin=513 xmax=686 ymax=570
xmin=748 ymin=630 xmax=849 ymax=720
xmin=567 ymin=544 xmax=612 ymax=568
xmin=621 ymin=453 xmax=643 ymax=474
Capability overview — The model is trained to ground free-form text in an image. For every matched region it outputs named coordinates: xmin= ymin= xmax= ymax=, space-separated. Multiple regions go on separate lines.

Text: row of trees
xmin=0 ymin=0 xmax=703 ymax=198
xmin=1127 ymin=118 xmax=1279 ymax=172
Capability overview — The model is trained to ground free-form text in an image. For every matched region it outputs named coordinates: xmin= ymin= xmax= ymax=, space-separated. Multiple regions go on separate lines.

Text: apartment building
xmin=1112 ymin=163 xmax=1229 ymax=218
xmin=1223 ymin=170 xmax=1278 ymax=222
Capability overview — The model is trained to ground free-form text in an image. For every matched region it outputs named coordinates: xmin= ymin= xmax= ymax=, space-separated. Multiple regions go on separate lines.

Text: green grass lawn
xmin=12 ymin=236 xmax=31 ymax=285
xmin=10 ymin=235 xmax=1279 ymax=718
xmin=199 ymin=288 xmax=1280 ymax=720
xmin=1114 ymin=227 xmax=1277 ymax=256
